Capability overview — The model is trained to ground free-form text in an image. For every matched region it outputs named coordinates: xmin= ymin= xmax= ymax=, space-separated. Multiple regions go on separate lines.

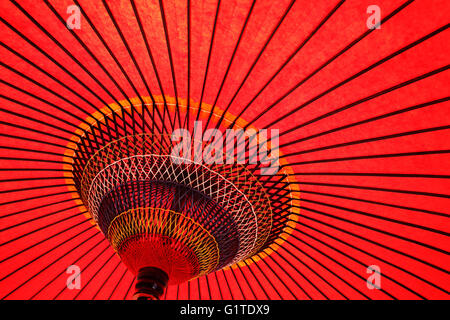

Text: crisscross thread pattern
xmin=108 ymin=207 xmax=219 ymax=278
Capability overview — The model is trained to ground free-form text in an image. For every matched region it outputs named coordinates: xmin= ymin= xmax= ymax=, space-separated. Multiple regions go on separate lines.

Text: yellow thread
xmin=107 ymin=207 xmax=220 ymax=277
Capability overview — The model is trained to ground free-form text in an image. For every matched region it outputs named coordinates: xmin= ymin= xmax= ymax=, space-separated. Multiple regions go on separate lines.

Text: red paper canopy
xmin=0 ymin=0 xmax=449 ymax=300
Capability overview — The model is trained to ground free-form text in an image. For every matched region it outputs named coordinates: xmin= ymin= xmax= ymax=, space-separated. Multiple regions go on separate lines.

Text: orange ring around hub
xmin=62 ymin=95 xmax=300 ymax=270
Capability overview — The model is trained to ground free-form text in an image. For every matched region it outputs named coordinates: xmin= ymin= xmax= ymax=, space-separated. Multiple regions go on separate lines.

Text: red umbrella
xmin=0 ymin=0 xmax=449 ymax=300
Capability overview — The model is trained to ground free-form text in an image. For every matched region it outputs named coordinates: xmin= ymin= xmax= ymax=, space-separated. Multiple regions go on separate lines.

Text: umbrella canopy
xmin=0 ymin=0 xmax=449 ymax=300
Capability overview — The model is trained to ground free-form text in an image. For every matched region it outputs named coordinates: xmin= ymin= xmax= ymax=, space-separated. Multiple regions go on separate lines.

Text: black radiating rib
xmin=72 ymin=0 xmax=147 ymax=134
xmin=1 ymin=225 xmax=98 ymax=299
xmin=0 ymin=104 xmax=80 ymax=138
xmin=297 ymin=201 xmax=449 ymax=255
xmin=0 ymin=59 xmax=122 ymax=142
xmin=194 ymin=0 xmax=221 ymax=124
xmin=102 ymin=0 xmax=151 ymax=107
xmin=175 ymin=282 xmax=179 ymax=300
xmin=228 ymin=266 xmax=247 ymax=299
xmin=196 ymin=278 xmax=202 ymax=300
xmin=225 ymin=52 xmax=449 ymax=166
xmin=29 ymin=237 xmax=105 ymax=300
xmin=282 ymin=127 xmax=450 ymax=161
xmin=279 ymin=236 xmax=395 ymax=299
xmin=270 ymin=243 xmax=348 ymax=299
xmin=0 ymin=176 xmax=73 ymax=184
xmin=220 ymin=269 xmax=235 ymax=300
xmin=0 ymin=131 xmax=74 ymax=151
xmin=292 ymin=207 xmax=448 ymax=274
xmin=0 ymin=204 xmax=82 ymax=233
xmin=186 ymin=279 xmax=192 ymax=300
xmin=279 ymin=235 xmax=388 ymax=299
xmin=293 ymin=181 xmax=450 ymax=199
xmin=216 ymin=0 xmax=296 ymax=130
xmin=0 ymin=43 xmax=105 ymax=150
xmin=234 ymin=264 xmax=258 ymax=299
xmin=0 ymin=86 xmax=89 ymax=132
xmin=291 ymin=172 xmax=450 ymax=179
xmin=25 ymin=235 xmax=104 ymax=300
xmin=247 ymin=0 xmax=416 ymax=130
xmin=207 ymin=273 xmax=223 ymax=300
xmin=73 ymin=251 xmax=116 ymax=300
xmin=268 ymin=188 xmax=449 ymax=247
xmin=43 ymin=0 xmax=132 ymax=125
xmin=260 ymin=253 xmax=309 ymax=299
xmin=300 ymin=197 xmax=449 ymax=237
xmin=0 ymin=0 xmax=448 ymax=301
xmin=108 ymin=267 xmax=129 ymax=300
xmin=0 ymin=158 xmax=68 ymax=166
xmin=54 ymin=242 xmax=111 ymax=300
xmin=161 ymin=280 xmax=168 ymax=300
xmin=0 ymin=190 xmax=77 ymax=208
xmin=8 ymin=0 xmax=119 ymax=120
xmin=102 ymin=0 xmax=160 ymax=137
xmin=129 ymin=0 xmax=172 ymax=135
xmin=198 ymin=277 xmax=204 ymax=300
xmin=0 ymin=188 xmax=80 ymax=216
xmin=93 ymin=260 xmax=121 ymax=299
xmin=0 ymin=147 xmax=70 ymax=162
xmin=279 ymin=231 xmax=375 ymax=299
xmin=285 ymin=222 xmax=447 ymax=296
xmin=279 ymin=96 xmax=449 ymax=149
xmin=278 ymin=62 xmax=449 ymax=141
xmin=0 ymin=19 xmax=110 ymax=125
xmin=187 ymin=280 xmax=190 ymax=300
xmin=248 ymin=256 xmax=282 ymax=299
xmin=0 ymin=145 xmax=69 ymax=160
xmin=233 ymin=0 xmax=346 ymax=130
xmin=299 ymin=189 xmax=450 ymax=218
xmin=0 ymin=197 xmax=79 ymax=220
xmin=251 ymin=254 xmax=296 ymax=299
xmin=203 ymin=0 xmax=257 ymax=131
xmin=0 ymin=183 xmax=75 ymax=197
xmin=184 ymin=0 xmax=192 ymax=130
xmin=227 ymin=10 xmax=444 ymax=165
xmin=0 ymin=212 xmax=90 ymax=253
xmin=241 ymin=259 xmax=270 ymax=299
xmin=0 ymin=215 xmax=88 ymax=264
xmin=202 ymin=276 xmax=211 ymax=300
xmin=270 ymin=247 xmax=325 ymax=299
xmin=0 ymin=149 xmax=71 ymax=165
xmin=37 ymin=3 xmax=141 ymax=145
xmin=0 ymin=168 xmax=72 ymax=173
xmin=124 ymin=277 xmax=136 ymax=300
xmin=157 ymin=0 xmax=182 ymax=130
